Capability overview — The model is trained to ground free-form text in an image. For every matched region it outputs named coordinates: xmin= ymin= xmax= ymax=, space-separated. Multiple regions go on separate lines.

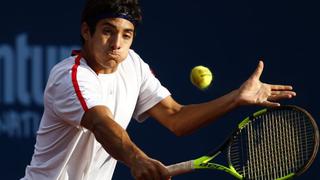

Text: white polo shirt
xmin=22 ymin=49 xmax=171 ymax=180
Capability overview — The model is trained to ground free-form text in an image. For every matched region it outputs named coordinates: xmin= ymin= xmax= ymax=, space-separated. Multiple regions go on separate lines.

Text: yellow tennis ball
xmin=190 ymin=65 xmax=213 ymax=90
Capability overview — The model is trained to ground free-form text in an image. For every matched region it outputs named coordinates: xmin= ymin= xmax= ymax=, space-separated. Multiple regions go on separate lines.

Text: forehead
xmin=97 ymin=18 xmax=135 ymax=31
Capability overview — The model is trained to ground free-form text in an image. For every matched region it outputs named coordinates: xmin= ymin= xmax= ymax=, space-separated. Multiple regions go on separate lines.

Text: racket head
xmin=228 ymin=105 xmax=319 ymax=179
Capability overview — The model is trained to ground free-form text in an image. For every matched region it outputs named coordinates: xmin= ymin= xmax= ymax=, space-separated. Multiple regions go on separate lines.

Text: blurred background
xmin=0 ymin=0 xmax=319 ymax=179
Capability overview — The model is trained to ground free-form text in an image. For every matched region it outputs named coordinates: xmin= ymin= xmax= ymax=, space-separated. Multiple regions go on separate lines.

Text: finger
xmin=268 ymin=94 xmax=295 ymax=101
xmin=269 ymin=84 xmax=294 ymax=91
xmin=135 ymin=170 xmax=150 ymax=180
xmin=146 ymin=159 xmax=168 ymax=180
xmin=271 ymin=91 xmax=296 ymax=96
xmin=261 ymin=100 xmax=280 ymax=107
xmin=156 ymin=161 xmax=170 ymax=180
xmin=250 ymin=61 xmax=264 ymax=80
xmin=134 ymin=165 xmax=158 ymax=180
xmin=150 ymin=165 xmax=161 ymax=180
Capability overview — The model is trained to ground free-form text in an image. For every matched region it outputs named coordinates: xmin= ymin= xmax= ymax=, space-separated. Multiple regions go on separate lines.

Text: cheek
xmin=90 ymin=44 xmax=105 ymax=62
xmin=92 ymin=41 xmax=106 ymax=55
xmin=121 ymin=41 xmax=132 ymax=56
xmin=120 ymin=50 xmax=129 ymax=60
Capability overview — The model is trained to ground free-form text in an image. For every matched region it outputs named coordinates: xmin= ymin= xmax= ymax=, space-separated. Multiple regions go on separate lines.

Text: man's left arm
xmin=147 ymin=91 xmax=239 ymax=136
xmin=147 ymin=61 xmax=296 ymax=136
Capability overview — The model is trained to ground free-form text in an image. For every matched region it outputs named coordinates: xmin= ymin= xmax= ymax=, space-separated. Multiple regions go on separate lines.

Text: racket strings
xmin=229 ymin=109 xmax=315 ymax=180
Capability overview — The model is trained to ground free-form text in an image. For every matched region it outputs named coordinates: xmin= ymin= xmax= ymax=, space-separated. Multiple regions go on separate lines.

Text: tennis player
xmin=21 ymin=0 xmax=296 ymax=179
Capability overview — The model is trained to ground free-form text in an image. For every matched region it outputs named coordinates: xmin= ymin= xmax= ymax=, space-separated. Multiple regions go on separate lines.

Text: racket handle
xmin=166 ymin=160 xmax=194 ymax=176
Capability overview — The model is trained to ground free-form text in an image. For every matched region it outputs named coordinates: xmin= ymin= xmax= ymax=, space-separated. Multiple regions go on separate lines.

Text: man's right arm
xmin=80 ymin=105 xmax=170 ymax=180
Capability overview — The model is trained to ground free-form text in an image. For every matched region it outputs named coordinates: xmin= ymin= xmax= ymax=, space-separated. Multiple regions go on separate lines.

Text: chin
xmin=114 ymin=56 xmax=127 ymax=64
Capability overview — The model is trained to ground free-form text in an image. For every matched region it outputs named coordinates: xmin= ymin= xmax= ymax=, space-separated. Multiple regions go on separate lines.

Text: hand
xmin=237 ymin=61 xmax=296 ymax=107
xmin=130 ymin=154 xmax=171 ymax=180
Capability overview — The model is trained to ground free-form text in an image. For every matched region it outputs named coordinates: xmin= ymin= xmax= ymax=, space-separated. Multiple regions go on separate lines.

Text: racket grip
xmin=166 ymin=160 xmax=194 ymax=176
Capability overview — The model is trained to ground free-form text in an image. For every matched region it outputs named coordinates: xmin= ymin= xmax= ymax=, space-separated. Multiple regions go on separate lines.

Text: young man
xmin=22 ymin=0 xmax=296 ymax=179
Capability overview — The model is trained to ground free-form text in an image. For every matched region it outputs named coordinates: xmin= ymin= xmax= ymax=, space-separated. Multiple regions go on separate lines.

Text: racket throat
xmin=203 ymin=163 xmax=243 ymax=180
xmin=194 ymin=155 xmax=243 ymax=179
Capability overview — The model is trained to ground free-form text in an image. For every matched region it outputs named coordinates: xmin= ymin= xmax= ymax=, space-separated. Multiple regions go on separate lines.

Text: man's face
xmin=82 ymin=18 xmax=135 ymax=73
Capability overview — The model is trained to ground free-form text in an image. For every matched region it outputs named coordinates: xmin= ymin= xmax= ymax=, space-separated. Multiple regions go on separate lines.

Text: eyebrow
xmin=101 ymin=22 xmax=134 ymax=33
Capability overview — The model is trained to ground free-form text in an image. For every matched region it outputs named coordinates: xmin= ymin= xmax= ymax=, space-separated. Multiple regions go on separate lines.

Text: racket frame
xmin=168 ymin=105 xmax=319 ymax=180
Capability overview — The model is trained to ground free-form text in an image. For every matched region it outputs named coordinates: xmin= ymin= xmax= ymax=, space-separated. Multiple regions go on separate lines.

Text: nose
xmin=110 ymin=34 xmax=121 ymax=50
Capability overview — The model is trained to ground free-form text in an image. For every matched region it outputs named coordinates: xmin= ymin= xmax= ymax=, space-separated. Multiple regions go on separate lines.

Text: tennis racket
xmin=167 ymin=105 xmax=319 ymax=179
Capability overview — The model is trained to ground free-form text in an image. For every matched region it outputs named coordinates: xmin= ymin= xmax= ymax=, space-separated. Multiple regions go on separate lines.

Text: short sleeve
xmin=132 ymin=55 xmax=171 ymax=122
xmin=49 ymin=59 xmax=104 ymax=127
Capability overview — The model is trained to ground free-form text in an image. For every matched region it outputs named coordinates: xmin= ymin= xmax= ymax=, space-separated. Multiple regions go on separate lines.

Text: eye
xmin=123 ymin=34 xmax=132 ymax=40
xmin=123 ymin=32 xmax=133 ymax=40
xmin=103 ymin=28 xmax=113 ymax=35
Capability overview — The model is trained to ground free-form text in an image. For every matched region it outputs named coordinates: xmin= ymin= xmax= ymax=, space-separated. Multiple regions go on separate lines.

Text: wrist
xmin=126 ymin=147 xmax=148 ymax=167
xmin=230 ymin=89 xmax=242 ymax=108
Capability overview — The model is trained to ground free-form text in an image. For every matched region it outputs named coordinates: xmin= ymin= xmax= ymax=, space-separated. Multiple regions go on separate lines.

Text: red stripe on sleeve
xmin=71 ymin=54 xmax=89 ymax=111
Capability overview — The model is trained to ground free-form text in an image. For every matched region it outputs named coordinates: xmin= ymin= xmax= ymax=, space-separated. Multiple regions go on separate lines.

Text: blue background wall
xmin=0 ymin=0 xmax=319 ymax=179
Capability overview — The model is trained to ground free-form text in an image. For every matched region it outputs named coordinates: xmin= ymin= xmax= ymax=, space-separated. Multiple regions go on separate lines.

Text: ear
xmin=81 ymin=22 xmax=90 ymax=41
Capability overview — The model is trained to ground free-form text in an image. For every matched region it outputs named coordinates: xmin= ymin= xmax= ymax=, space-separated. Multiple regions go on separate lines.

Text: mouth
xmin=107 ymin=51 xmax=121 ymax=57
xmin=104 ymin=52 xmax=121 ymax=64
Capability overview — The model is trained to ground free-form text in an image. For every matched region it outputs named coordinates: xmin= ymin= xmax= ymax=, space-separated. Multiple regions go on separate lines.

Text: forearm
xmin=81 ymin=106 xmax=146 ymax=167
xmin=170 ymin=89 xmax=239 ymax=136
xmin=81 ymin=106 xmax=170 ymax=179
xmin=95 ymin=120 xmax=144 ymax=165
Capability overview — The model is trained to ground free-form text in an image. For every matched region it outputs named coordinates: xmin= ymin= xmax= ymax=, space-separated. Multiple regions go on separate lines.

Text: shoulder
xmin=47 ymin=56 xmax=99 ymax=90
xmin=128 ymin=49 xmax=141 ymax=60
xmin=125 ymin=49 xmax=152 ymax=71
xmin=126 ymin=49 xmax=147 ymax=65
xmin=51 ymin=56 xmax=95 ymax=75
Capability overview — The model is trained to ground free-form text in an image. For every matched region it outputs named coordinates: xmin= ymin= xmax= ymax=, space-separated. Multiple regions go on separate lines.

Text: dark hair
xmin=80 ymin=0 xmax=142 ymax=43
